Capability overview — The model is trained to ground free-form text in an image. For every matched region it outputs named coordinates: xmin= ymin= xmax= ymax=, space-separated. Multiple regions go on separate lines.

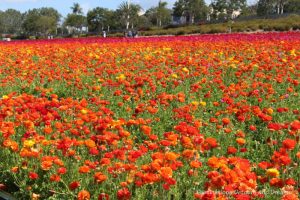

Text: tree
xmin=71 ymin=3 xmax=83 ymax=15
xmin=116 ymin=1 xmax=142 ymax=29
xmin=173 ymin=0 xmax=207 ymax=24
xmin=274 ymin=0 xmax=289 ymax=14
xmin=211 ymin=0 xmax=246 ymax=20
xmin=87 ymin=7 xmax=116 ymax=32
xmin=173 ymin=0 xmax=185 ymax=18
xmin=144 ymin=7 xmax=158 ymax=25
xmin=145 ymin=1 xmax=171 ymax=27
xmin=187 ymin=0 xmax=207 ymax=23
xmin=64 ymin=14 xmax=86 ymax=33
xmin=23 ymin=7 xmax=61 ymax=35
xmin=0 ymin=9 xmax=23 ymax=34
xmin=256 ymin=0 xmax=293 ymax=15
xmin=240 ymin=3 xmax=257 ymax=16
xmin=284 ymin=0 xmax=300 ymax=12
xmin=156 ymin=1 xmax=171 ymax=26
xmin=64 ymin=3 xmax=86 ymax=34
xmin=36 ymin=16 xmax=56 ymax=35
xmin=257 ymin=0 xmax=276 ymax=15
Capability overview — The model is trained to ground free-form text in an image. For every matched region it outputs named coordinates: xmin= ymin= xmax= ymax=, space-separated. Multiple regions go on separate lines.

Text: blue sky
xmin=0 ymin=0 xmax=178 ymax=17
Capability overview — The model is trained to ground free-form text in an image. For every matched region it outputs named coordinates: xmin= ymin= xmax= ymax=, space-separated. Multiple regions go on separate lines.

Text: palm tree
xmin=157 ymin=1 xmax=168 ymax=26
xmin=71 ymin=3 xmax=83 ymax=15
xmin=117 ymin=1 xmax=142 ymax=29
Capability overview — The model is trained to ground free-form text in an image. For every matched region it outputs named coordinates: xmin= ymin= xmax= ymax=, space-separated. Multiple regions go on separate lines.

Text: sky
xmin=0 ymin=0 xmax=179 ymax=17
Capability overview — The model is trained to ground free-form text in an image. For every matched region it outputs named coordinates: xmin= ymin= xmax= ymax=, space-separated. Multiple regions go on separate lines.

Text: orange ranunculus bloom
xmin=190 ymin=160 xmax=202 ymax=168
xmin=236 ymin=138 xmax=246 ymax=145
xmin=41 ymin=160 xmax=53 ymax=171
xmin=94 ymin=172 xmax=107 ymax=184
xmin=85 ymin=139 xmax=96 ymax=148
xmin=165 ymin=152 xmax=179 ymax=161
xmin=182 ymin=149 xmax=194 ymax=159
xmin=160 ymin=167 xmax=173 ymax=179
xmin=78 ymin=190 xmax=90 ymax=200
xmin=79 ymin=165 xmax=90 ymax=173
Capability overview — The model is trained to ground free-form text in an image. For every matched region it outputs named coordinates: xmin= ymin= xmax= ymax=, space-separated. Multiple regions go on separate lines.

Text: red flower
xmin=285 ymin=178 xmax=296 ymax=185
xmin=249 ymin=125 xmax=257 ymax=131
xmin=50 ymin=174 xmax=60 ymax=182
xmin=98 ymin=193 xmax=109 ymax=200
xmin=222 ymin=118 xmax=230 ymax=125
xmin=204 ymin=137 xmax=218 ymax=148
xmin=69 ymin=181 xmax=80 ymax=190
xmin=268 ymin=123 xmax=282 ymax=131
xmin=290 ymin=121 xmax=300 ymax=131
xmin=117 ymin=188 xmax=131 ymax=200
xmin=258 ymin=161 xmax=272 ymax=169
xmin=227 ymin=146 xmax=237 ymax=154
xmin=201 ymin=191 xmax=215 ymax=200
xmin=282 ymin=139 xmax=297 ymax=150
xmin=162 ymin=183 xmax=170 ymax=190
xmin=57 ymin=167 xmax=67 ymax=175
xmin=235 ymin=194 xmax=251 ymax=200
xmin=28 ymin=172 xmax=38 ymax=180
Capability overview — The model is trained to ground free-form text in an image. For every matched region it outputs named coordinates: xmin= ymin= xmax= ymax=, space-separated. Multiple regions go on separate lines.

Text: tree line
xmin=0 ymin=0 xmax=299 ymax=37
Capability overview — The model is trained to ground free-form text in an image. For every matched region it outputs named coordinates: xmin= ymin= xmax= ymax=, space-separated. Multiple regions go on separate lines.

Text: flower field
xmin=0 ymin=33 xmax=299 ymax=200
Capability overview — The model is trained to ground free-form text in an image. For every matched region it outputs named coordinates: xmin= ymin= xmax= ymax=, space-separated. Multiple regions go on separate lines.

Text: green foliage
xmin=240 ymin=4 xmax=258 ymax=16
xmin=173 ymin=0 xmax=208 ymax=24
xmin=116 ymin=1 xmax=142 ymax=29
xmin=145 ymin=1 xmax=172 ymax=27
xmin=0 ymin=9 xmax=23 ymax=34
xmin=22 ymin=7 xmax=61 ymax=35
xmin=173 ymin=0 xmax=186 ymax=18
xmin=284 ymin=0 xmax=300 ymax=12
xmin=87 ymin=7 xmax=116 ymax=32
xmin=211 ymin=0 xmax=247 ymax=20
xmin=71 ymin=3 xmax=83 ymax=15
xmin=36 ymin=16 xmax=56 ymax=35
xmin=257 ymin=0 xmax=276 ymax=16
xmin=64 ymin=14 xmax=86 ymax=29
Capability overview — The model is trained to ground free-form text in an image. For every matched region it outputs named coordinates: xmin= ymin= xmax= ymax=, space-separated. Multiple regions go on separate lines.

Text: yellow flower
xmin=24 ymin=140 xmax=35 ymax=148
xmin=230 ymin=64 xmax=236 ymax=68
xmin=2 ymin=95 xmax=9 ymax=99
xmin=171 ymin=74 xmax=178 ymax=78
xmin=182 ymin=67 xmax=189 ymax=73
xmin=116 ymin=74 xmax=126 ymax=81
xmin=266 ymin=168 xmax=279 ymax=177
xmin=290 ymin=49 xmax=296 ymax=56
xmin=199 ymin=101 xmax=206 ymax=107
xmin=266 ymin=108 xmax=273 ymax=115
xmin=81 ymin=109 xmax=88 ymax=114
xmin=191 ymin=101 xmax=199 ymax=106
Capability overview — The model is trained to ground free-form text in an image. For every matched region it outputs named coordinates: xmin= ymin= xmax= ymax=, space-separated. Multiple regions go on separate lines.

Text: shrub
xmin=175 ymin=30 xmax=186 ymax=35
